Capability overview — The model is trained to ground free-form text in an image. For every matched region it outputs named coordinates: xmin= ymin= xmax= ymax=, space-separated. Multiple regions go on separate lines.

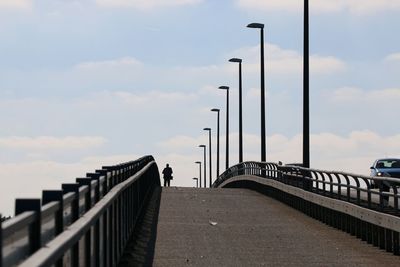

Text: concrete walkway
xmin=151 ymin=187 xmax=399 ymax=266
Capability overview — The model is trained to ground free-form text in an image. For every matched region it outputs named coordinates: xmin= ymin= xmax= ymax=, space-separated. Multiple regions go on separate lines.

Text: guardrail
xmin=213 ymin=161 xmax=400 ymax=255
xmin=0 ymin=155 xmax=160 ymax=267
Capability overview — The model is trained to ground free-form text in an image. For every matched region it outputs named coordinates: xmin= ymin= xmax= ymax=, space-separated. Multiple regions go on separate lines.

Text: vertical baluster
xmin=15 ymin=199 xmax=41 ymax=255
xmin=77 ymin=178 xmax=92 ymax=267
xmin=42 ymin=190 xmax=64 ymax=267
xmin=62 ymin=184 xmax=80 ymax=266
xmin=87 ymin=173 xmax=101 ymax=267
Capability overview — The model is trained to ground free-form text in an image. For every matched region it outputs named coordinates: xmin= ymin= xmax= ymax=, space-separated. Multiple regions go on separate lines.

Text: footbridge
xmin=1 ymin=156 xmax=400 ymax=266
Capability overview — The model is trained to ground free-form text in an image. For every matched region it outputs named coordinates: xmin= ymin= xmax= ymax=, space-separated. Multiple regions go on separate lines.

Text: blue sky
xmin=1 ymin=0 xmax=400 ymax=215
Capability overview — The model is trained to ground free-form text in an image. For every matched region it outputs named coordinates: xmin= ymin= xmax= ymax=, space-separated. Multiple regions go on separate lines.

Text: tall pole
xmin=229 ymin=58 xmax=243 ymax=163
xmin=219 ymin=86 xmax=229 ymax=170
xmin=247 ymin=23 xmax=266 ymax=162
xmin=198 ymin=145 xmax=206 ymax=188
xmin=260 ymin=28 xmax=266 ymax=162
xmin=203 ymin=128 xmax=212 ymax=187
xmin=203 ymin=146 xmax=206 ymax=187
xmin=195 ymin=161 xmax=202 ymax=188
xmin=303 ymin=0 xmax=310 ymax=168
xmin=211 ymin=109 xmax=220 ymax=177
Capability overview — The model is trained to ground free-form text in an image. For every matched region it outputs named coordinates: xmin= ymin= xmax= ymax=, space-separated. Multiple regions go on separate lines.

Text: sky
xmin=1 ymin=0 xmax=400 ymax=215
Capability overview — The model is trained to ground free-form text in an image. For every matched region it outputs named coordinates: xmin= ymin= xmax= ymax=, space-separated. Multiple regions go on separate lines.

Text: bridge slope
xmin=125 ymin=187 xmax=399 ymax=266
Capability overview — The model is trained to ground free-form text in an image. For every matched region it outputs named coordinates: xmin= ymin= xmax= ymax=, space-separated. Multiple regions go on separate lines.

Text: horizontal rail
xmin=18 ymin=161 xmax=157 ymax=267
xmin=213 ymin=161 xmax=400 ymax=256
xmin=1 ymin=155 xmax=160 ymax=267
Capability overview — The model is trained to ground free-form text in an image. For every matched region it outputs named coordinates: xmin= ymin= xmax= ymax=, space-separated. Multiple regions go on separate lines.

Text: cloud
xmin=0 ymin=136 xmax=107 ymax=150
xmin=0 ymin=0 xmax=31 ymax=9
xmin=236 ymin=0 xmax=400 ymax=15
xmin=156 ymin=130 xmax=400 ymax=180
xmin=331 ymin=87 xmax=400 ymax=103
xmin=158 ymin=135 xmax=206 ymax=150
xmin=384 ymin=53 xmax=400 ymax=62
xmin=230 ymin=43 xmax=346 ymax=75
xmin=96 ymin=0 xmax=202 ymax=10
xmin=0 ymin=154 xmax=139 ymax=215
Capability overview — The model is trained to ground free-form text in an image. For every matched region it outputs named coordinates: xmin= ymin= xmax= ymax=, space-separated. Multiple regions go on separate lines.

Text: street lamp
xmin=198 ymin=145 xmax=206 ymax=188
xmin=192 ymin=177 xmax=198 ymax=188
xmin=229 ymin=57 xmax=243 ymax=163
xmin=218 ymin=86 xmax=229 ymax=170
xmin=211 ymin=108 xmax=220 ymax=177
xmin=203 ymin=128 xmax=212 ymax=187
xmin=195 ymin=161 xmax=202 ymax=188
xmin=247 ymin=22 xmax=266 ymax=162
xmin=303 ymin=0 xmax=310 ymax=168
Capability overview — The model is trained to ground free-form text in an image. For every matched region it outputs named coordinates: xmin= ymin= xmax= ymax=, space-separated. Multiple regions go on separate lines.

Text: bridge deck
xmin=121 ymin=187 xmax=399 ymax=266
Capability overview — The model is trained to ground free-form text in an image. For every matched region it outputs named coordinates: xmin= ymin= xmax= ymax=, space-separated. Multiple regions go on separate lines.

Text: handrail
xmin=213 ymin=161 xmax=400 ymax=215
xmin=0 ymin=155 xmax=160 ymax=267
xmin=213 ymin=161 xmax=400 ymax=256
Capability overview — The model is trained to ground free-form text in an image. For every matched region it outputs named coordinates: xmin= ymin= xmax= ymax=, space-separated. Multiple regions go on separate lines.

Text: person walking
xmin=162 ymin=163 xmax=173 ymax=187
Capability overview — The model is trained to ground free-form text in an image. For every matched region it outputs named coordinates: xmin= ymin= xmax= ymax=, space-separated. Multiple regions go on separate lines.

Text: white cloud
xmin=384 ymin=53 xmax=400 ymax=62
xmin=96 ymin=0 xmax=202 ymax=10
xmin=156 ymin=130 xmax=400 ymax=184
xmin=0 ymin=0 xmax=31 ymax=9
xmin=236 ymin=0 xmax=400 ymax=15
xmin=0 ymin=154 xmax=139 ymax=215
xmin=231 ymin=43 xmax=346 ymax=75
xmin=158 ymin=135 xmax=206 ymax=150
xmin=331 ymin=87 xmax=400 ymax=103
xmin=0 ymin=136 xmax=107 ymax=150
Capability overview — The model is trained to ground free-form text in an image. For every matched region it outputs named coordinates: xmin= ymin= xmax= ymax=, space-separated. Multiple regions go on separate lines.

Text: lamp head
xmin=195 ymin=161 xmax=201 ymax=164
xmin=199 ymin=145 xmax=206 ymax=148
xmin=229 ymin=58 xmax=242 ymax=63
xmin=211 ymin=108 xmax=220 ymax=112
xmin=247 ymin=23 xmax=264 ymax=29
xmin=192 ymin=177 xmax=198 ymax=180
xmin=203 ymin=127 xmax=211 ymax=131
xmin=218 ymin=86 xmax=229 ymax=90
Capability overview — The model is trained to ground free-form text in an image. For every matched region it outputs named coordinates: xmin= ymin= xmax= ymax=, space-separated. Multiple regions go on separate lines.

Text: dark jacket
xmin=162 ymin=167 xmax=173 ymax=180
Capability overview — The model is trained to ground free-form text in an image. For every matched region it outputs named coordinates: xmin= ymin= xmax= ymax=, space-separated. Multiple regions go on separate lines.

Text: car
xmin=370 ymin=158 xmax=400 ymax=188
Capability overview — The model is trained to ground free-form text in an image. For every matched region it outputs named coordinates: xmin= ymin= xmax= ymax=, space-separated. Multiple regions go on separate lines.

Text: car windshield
xmin=376 ymin=159 xmax=400 ymax=169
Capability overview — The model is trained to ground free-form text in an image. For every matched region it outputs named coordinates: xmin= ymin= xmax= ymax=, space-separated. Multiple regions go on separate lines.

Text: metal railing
xmin=0 ymin=155 xmax=160 ymax=267
xmin=213 ymin=161 xmax=400 ymax=255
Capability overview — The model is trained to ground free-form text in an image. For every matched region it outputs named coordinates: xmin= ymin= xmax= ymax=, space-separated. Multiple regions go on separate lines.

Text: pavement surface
xmin=121 ymin=187 xmax=400 ymax=266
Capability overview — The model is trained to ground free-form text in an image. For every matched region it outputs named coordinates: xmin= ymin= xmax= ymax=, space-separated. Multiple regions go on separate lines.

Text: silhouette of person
xmin=162 ymin=164 xmax=173 ymax=187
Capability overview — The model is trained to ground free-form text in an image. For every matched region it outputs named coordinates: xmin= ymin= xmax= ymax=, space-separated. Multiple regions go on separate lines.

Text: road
xmin=120 ymin=187 xmax=399 ymax=266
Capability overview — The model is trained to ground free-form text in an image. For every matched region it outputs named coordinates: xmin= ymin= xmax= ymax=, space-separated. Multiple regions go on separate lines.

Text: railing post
xmin=42 ymin=190 xmax=64 ymax=267
xmin=77 ymin=178 xmax=93 ymax=267
xmin=87 ymin=172 xmax=101 ymax=266
xmin=95 ymin=169 xmax=109 ymax=266
xmin=62 ymin=184 xmax=80 ymax=267
xmin=15 ymin=199 xmax=41 ymax=254
xmin=394 ymin=231 xmax=400 ymax=255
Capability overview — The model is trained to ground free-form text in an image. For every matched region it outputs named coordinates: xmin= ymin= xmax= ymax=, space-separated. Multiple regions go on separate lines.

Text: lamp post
xmin=303 ymin=0 xmax=310 ymax=168
xmin=198 ymin=145 xmax=206 ymax=188
xmin=203 ymin=128 xmax=212 ymax=187
xmin=211 ymin=108 xmax=220 ymax=177
xmin=218 ymin=86 xmax=229 ymax=169
xmin=229 ymin=58 xmax=243 ymax=163
xmin=247 ymin=23 xmax=266 ymax=162
xmin=195 ymin=161 xmax=202 ymax=188
xmin=192 ymin=178 xmax=198 ymax=188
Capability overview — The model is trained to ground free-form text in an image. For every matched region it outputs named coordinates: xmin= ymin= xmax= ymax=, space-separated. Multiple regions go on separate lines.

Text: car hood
xmin=376 ymin=168 xmax=400 ymax=178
